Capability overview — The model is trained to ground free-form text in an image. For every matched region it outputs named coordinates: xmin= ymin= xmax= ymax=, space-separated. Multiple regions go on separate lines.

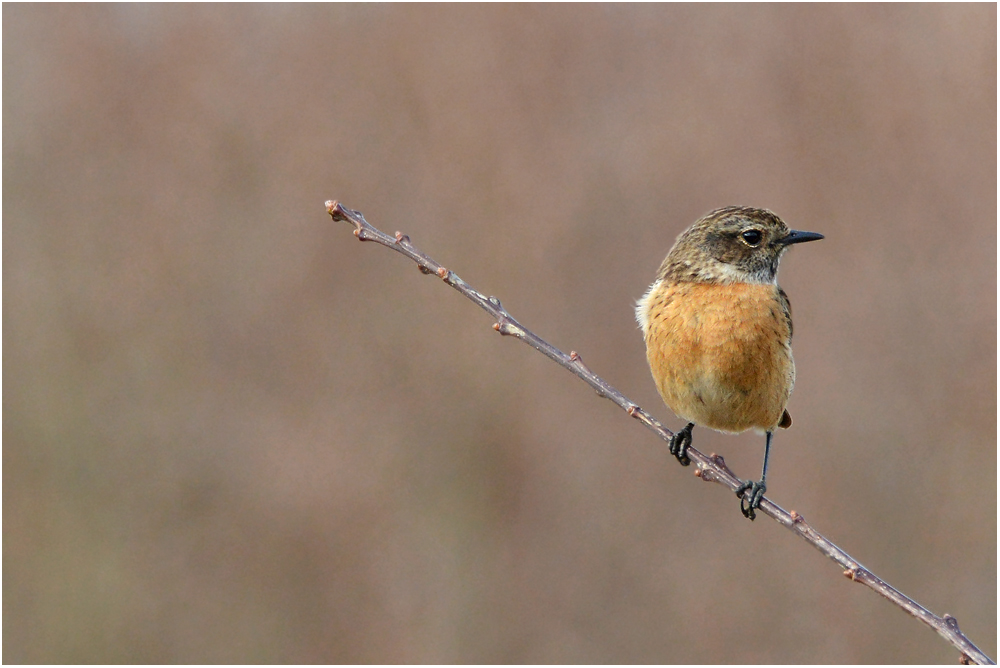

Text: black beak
xmin=777 ymin=229 xmax=824 ymax=246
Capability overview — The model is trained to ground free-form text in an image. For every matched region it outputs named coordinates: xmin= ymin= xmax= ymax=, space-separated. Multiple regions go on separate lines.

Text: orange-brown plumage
xmin=641 ymin=281 xmax=794 ymax=434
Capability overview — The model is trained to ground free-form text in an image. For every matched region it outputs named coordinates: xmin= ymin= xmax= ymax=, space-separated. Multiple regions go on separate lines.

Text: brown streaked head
xmin=656 ymin=206 xmax=823 ymax=285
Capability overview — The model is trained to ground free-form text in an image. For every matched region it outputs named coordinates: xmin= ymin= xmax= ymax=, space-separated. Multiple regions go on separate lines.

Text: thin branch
xmin=325 ymin=200 xmax=994 ymax=666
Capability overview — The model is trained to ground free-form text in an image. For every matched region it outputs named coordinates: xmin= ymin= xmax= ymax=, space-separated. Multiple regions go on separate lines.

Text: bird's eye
xmin=741 ymin=229 xmax=763 ymax=246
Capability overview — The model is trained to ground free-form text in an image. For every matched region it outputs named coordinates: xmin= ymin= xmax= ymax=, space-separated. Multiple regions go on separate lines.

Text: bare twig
xmin=325 ymin=200 xmax=994 ymax=665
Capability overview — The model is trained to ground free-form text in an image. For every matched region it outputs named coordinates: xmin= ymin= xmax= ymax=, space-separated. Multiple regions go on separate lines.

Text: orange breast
xmin=640 ymin=281 xmax=794 ymax=433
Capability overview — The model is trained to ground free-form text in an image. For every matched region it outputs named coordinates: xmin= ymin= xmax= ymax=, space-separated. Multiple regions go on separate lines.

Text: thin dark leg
xmin=759 ymin=430 xmax=772 ymax=484
xmin=735 ymin=431 xmax=771 ymax=521
xmin=670 ymin=423 xmax=694 ymax=466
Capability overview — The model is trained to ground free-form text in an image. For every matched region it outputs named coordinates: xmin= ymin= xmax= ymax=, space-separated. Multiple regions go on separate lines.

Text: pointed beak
xmin=777 ymin=229 xmax=824 ymax=246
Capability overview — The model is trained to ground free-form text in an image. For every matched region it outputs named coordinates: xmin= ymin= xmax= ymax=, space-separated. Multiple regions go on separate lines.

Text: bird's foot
xmin=735 ymin=479 xmax=766 ymax=521
xmin=669 ymin=423 xmax=694 ymax=466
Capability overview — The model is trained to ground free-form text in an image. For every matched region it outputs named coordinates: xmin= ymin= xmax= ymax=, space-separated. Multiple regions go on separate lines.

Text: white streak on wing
xmin=635 ymin=279 xmax=661 ymax=333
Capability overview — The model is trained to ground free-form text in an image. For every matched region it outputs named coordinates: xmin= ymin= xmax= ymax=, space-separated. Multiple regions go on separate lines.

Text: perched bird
xmin=636 ymin=207 xmax=823 ymax=520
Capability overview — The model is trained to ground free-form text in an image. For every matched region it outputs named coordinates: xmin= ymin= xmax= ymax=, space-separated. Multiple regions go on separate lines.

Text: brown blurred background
xmin=4 ymin=4 xmax=996 ymax=663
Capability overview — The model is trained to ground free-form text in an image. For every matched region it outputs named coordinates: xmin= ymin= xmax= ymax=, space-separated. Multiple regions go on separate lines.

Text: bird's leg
xmin=670 ymin=423 xmax=694 ymax=466
xmin=735 ymin=431 xmax=771 ymax=520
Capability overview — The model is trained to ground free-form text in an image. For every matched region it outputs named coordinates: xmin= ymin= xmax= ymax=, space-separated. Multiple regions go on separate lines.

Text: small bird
xmin=636 ymin=206 xmax=823 ymax=520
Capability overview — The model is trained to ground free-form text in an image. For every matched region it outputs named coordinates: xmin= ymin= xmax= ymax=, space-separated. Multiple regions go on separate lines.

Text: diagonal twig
xmin=325 ymin=200 xmax=993 ymax=665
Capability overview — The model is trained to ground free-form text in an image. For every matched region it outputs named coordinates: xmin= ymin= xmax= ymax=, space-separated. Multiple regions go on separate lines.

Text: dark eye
xmin=741 ymin=229 xmax=762 ymax=246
